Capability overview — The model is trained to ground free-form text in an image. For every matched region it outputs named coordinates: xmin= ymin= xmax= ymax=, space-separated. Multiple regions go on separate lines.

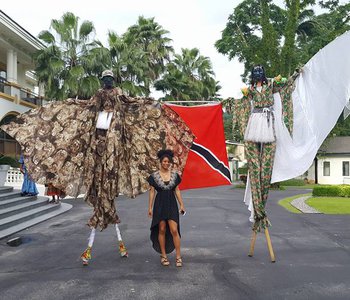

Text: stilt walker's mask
xmin=251 ymin=65 xmax=266 ymax=83
xmin=101 ymin=70 xmax=115 ymax=89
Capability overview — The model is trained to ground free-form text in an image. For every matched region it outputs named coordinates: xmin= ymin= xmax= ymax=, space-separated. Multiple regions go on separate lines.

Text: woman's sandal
xmin=176 ymin=257 xmax=183 ymax=267
xmin=160 ymin=256 xmax=170 ymax=266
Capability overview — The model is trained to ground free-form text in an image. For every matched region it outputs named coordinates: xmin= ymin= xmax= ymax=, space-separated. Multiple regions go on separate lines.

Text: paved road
xmin=0 ymin=185 xmax=349 ymax=300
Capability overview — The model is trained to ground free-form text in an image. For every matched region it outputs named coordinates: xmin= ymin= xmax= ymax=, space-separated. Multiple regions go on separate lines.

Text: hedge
xmin=0 ymin=156 xmax=20 ymax=168
xmin=312 ymin=185 xmax=350 ymax=197
xmin=280 ymin=179 xmax=305 ymax=186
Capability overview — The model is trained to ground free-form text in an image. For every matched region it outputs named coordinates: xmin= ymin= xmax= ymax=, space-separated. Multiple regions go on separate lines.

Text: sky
xmin=1 ymin=0 xmax=248 ymax=99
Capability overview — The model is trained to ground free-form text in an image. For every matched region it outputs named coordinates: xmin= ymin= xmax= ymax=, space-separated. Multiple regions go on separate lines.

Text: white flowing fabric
xmin=244 ymin=30 xmax=350 ymax=220
xmin=271 ymin=30 xmax=350 ymax=183
xmin=243 ymin=173 xmax=255 ymax=222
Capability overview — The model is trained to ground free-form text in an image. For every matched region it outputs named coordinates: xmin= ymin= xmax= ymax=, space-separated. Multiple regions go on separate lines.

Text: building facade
xmin=301 ymin=136 xmax=350 ymax=185
xmin=0 ymin=10 xmax=45 ymax=158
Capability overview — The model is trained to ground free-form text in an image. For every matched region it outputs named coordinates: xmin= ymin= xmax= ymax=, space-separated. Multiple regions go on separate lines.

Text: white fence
xmin=6 ymin=167 xmax=24 ymax=183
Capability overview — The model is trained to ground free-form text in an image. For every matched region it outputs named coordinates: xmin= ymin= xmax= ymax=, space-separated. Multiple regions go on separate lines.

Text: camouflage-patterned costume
xmin=228 ymin=74 xmax=298 ymax=232
xmin=1 ymin=88 xmax=194 ymax=230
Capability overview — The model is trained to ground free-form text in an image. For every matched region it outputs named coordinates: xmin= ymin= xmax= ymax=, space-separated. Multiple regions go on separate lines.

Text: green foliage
xmin=34 ymin=12 xmax=110 ymax=100
xmin=117 ymin=16 xmax=174 ymax=96
xmin=280 ymin=179 xmax=306 ymax=186
xmin=330 ymin=114 xmax=350 ymax=136
xmin=312 ymin=185 xmax=350 ymax=197
xmin=154 ymin=48 xmax=220 ymax=101
xmin=238 ymin=167 xmax=248 ymax=174
xmin=223 ymin=112 xmax=234 ymax=141
xmin=216 ymin=0 xmax=350 ymax=81
xmin=0 ymin=155 xmax=19 ymax=168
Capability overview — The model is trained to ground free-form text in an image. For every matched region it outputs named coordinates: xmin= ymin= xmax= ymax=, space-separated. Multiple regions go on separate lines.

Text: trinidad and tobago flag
xmin=166 ymin=103 xmax=231 ymax=189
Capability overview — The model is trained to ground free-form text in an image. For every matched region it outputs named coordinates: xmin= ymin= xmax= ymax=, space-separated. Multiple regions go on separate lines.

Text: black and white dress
xmin=147 ymin=171 xmax=181 ymax=254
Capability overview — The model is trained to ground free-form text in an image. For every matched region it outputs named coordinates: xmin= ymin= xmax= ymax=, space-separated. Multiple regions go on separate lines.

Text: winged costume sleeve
xmin=271 ymin=30 xmax=350 ymax=183
xmin=1 ymin=90 xmax=195 ymax=199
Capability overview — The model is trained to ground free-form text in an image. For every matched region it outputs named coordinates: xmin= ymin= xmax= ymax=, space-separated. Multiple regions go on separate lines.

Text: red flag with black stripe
xmin=166 ymin=103 xmax=231 ymax=189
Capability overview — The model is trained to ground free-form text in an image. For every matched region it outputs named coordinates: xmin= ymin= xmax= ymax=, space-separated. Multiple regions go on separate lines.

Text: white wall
xmin=0 ymin=99 xmax=29 ymax=120
xmin=318 ymin=157 xmax=350 ymax=184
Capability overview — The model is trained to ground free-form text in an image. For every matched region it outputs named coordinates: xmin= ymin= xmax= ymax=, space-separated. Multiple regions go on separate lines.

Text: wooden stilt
xmin=264 ymin=228 xmax=276 ymax=263
xmin=248 ymin=230 xmax=257 ymax=257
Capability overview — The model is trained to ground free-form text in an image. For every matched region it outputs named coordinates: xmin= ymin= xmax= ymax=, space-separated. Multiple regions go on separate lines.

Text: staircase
xmin=0 ymin=186 xmax=72 ymax=240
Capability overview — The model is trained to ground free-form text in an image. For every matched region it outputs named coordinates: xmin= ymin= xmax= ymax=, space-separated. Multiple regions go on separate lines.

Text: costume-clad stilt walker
xmin=230 ymin=65 xmax=299 ymax=233
xmin=1 ymin=69 xmax=195 ymax=266
xmin=226 ymin=30 xmax=350 ymax=261
xmin=80 ymin=70 xmax=129 ymax=265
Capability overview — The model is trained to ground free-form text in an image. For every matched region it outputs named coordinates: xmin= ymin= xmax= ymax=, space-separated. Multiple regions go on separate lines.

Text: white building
xmin=0 ymin=10 xmax=45 ymax=158
xmin=302 ymin=136 xmax=350 ymax=185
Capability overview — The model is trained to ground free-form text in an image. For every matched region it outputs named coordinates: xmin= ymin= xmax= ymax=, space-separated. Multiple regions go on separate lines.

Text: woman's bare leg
xmin=168 ymin=220 xmax=181 ymax=258
xmin=158 ymin=221 xmax=167 ymax=258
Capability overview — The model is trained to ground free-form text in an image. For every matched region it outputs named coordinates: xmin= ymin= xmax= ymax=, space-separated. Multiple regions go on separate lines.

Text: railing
xmin=20 ymin=88 xmax=43 ymax=106
xmin=6 ymin=167 xmax=24 ymax=183
xmin=0 ymin=77 xmax=43 ymax=106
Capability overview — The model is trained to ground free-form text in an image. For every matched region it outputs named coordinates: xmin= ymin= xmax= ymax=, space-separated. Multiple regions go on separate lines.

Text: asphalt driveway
xmin=0 ymin=185 xmax=349 ymax=300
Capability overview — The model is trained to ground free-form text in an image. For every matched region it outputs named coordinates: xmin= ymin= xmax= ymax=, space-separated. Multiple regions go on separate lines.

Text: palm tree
xmin=34 ymin=12 xmax=110 ymax=100
xmin=108 ymin=31 xmax=149 ymax=96
xmin=123 ymin=16 xmax=174 ymax=95
xmin=155 ymin=48 xmax=220 ymax=101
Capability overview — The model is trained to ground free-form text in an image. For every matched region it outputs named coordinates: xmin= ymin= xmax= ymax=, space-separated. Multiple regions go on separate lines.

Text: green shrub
xmin=0 ymin=155 xmax=20 ymax=168
xmin=312 ymin=185 xmax=350 ymax=197
xmin=339 ymin=185 xmax=350 ymax=197
xmin=238 ymin=167 xmax=248 ymax=175
xmin=280 ymin=179 xmax=305 ymax=186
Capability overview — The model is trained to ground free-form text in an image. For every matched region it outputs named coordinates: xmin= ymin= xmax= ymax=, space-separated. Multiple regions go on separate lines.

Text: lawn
xmin=306 ymin=197 xmax=350 ymax=214
xmin=278 ymin=193 xmax=311 ymax=214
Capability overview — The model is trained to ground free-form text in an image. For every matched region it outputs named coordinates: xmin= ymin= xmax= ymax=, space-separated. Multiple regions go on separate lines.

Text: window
xmin=323 ymin=161 xmax=330 ymax=176
xmin=343 ymin=161 xmax=350 ymax=176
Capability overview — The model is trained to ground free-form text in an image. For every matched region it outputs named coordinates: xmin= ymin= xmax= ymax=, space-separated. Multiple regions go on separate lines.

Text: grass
xmin=278 ymin=193 xmax=311 ymax=214
xmin=306 ymin=197 xmax=350 ymax=214
xmin=282 ymin=184 xmax=317 ymax=190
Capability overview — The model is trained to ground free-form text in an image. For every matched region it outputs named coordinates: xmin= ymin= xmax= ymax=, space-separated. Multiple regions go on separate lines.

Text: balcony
xmin=0 ymin=76 xmax=43 ymax=107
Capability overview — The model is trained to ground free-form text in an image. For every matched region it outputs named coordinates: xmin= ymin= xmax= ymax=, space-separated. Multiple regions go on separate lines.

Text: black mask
xmin=252 ymin=66 xmax=265 ymax=82
xmin=102 ymin=76 xmax=114 ymax=89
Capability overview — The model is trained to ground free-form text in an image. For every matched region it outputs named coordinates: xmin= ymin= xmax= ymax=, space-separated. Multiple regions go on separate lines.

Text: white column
xmin=39 ymin=82 xmax=45 ymax=97
xmin=12 ymin=51 xmax=17 ymax=83
xmin=6 ymin=49 xmax=14 ymax=82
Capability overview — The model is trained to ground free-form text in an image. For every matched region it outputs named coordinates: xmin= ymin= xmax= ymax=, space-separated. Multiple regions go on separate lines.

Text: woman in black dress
xmin=148 ymin=149 xmax=185 ymax=267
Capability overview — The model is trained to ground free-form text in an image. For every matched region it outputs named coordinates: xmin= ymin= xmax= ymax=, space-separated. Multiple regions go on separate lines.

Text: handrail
xmin=0 ymin=79 xmax=44 ymax=106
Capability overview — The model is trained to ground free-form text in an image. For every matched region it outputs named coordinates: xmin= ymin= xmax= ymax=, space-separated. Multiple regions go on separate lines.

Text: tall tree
xmin=123 ymin=16 xmax=174 ymax=95
xmin=154 ymin=48 xmax=220 ymax=102
xmin=108 ymin=31 xmax=149 ymax=96
xmin=215 ymin=0 xmax=349 ymax=80
xmin=34 ymin=12 xmax=110 ymax=100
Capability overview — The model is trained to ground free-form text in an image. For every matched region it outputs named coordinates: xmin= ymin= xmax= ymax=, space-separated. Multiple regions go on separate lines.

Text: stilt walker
xmin=227 ymin=30 xmax=350 ymax=262
xmin=227 ymin=65 xmax=299 ymax=262
xmin=1 ymin=69 xmax=194 ymax=266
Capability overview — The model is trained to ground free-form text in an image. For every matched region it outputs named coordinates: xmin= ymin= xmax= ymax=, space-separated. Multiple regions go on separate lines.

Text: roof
xmin=319 ymin=136 xmax=350 ymax=154
xmin=0 ymin=10 xmax=45 ymax=51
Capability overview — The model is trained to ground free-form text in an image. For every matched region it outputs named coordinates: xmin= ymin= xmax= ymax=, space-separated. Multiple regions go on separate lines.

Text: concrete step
xmin=0 ymin=191 xmax=29 ymax=202
xmin=0 ymin=203 xmax=72 ymax=240
xmin=0 ymin=202 xmax=62 ymax=231
xmin=0 ymin=195 xmax=37 ymax=209
xmin=0 ymin=197 xmax=49 ymax=219
xmin=0 ymin=186 xmax=14 ymax=194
